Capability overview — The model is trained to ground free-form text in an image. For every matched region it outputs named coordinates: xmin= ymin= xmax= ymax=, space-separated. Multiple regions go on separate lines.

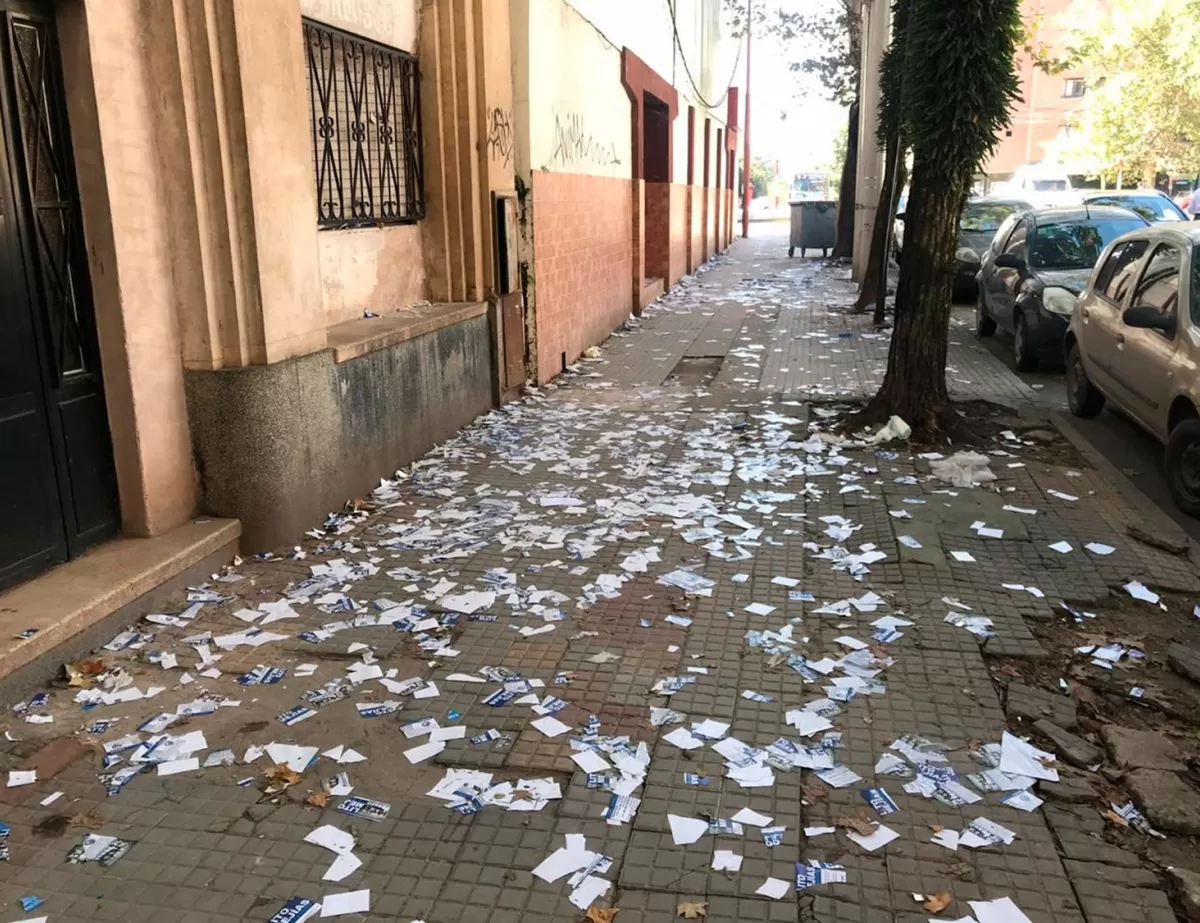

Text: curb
xmin=1049 ymin=409 xmax=1197 ymax=569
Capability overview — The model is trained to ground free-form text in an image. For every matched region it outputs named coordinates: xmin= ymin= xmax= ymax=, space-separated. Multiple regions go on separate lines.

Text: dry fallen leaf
xmin=70 ymin=809 xmax=104 ymax=829
xmin=65 ymin=659 xmax=105 ymax=688
xmin=836 ymin=811 xmax=877 ymax=837
xmin=929 ymin=823 xmax=944 ymax=833
xmin=924 ymin=892 xmax=952 ymax=913
xmin=585 ymin=907 xmax=619 ymax=923
xmin=676 ymin=901 xmax=707 ymax=919
xmin=1101 ymin=809 xmax=1130 ymax=828
xmin=306 ymin=791 xmax=330 ymax=808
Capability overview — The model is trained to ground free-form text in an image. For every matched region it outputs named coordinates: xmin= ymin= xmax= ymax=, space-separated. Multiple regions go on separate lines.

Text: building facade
xmin=983 ymin=0 xmax=1100 ymax=179
xmin=0 ymin=0 xmax=738 ymax=618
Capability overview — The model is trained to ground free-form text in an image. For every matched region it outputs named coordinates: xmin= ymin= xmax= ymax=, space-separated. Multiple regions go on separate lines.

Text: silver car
xmin=1065 ymin=224 xmax=1200 ymax=513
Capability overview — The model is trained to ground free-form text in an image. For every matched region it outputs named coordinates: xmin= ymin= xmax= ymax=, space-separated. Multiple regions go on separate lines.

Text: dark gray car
xmin=894 ymin=198 xmax=1030 ymax=299
xmin=953 ymin=199 xmax=1032 ymax=298
xmin=975 ymin=205 xmax=1150 ymax=370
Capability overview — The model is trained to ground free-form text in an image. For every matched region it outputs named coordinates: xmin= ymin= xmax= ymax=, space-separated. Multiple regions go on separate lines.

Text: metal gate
xmin=0 ymin=0 xmax=119 ymax=590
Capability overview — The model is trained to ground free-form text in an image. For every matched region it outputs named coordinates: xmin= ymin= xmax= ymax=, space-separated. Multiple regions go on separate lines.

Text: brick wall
xmin=644 ymin=181 xmax=671 ymax=282
xmin=532 ymin=171 xmax=634 ymax=383
xmin=708 ymin=187 xmax=719 ymax=256
xmin=669 ymin=184 xmax=688 ymax=286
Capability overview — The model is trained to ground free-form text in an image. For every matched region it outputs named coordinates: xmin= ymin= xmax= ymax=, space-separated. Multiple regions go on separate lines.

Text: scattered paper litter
xmin=712 ymin=849 xmax=743 ymax=871
xmin=319 ymin=889 xmax=370 ymax=917
xmin=755 ymin=877 xmax=791 ymax=899
xmin=968 ymin=896 xmax=1034 ymax=923
xmin=846 ymin=824 xmax=899 ymax=852
xmin=999 ymin=731 xmax=1058 ymax=782
xmin=1124 ymin=581 xmax=1160 ymax=605
xmin=730 ymin=807 xmax=773 ymax=827
xmin=668 ymin=814 xmax=708 ymax=845
xmin=530 ymin=716 xmax=571 ymax=738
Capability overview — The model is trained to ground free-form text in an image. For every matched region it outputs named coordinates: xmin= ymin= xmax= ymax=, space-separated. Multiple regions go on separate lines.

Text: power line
xmin=666 ymin=0 xmax=746 ymax=111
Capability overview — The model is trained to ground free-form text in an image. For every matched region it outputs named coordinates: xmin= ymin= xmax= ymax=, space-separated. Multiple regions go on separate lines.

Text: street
xmin=971 ymin=307 xmax=1200 ymax=545
xmin=2 ymin=227 xmax=1199 ymax=923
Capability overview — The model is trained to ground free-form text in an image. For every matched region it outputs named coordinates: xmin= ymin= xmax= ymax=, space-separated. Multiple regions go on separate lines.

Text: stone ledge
xmin=0 ymin=518 xmax=240 ymax=688
xmin=327 ymin=302 xmax=488 ymax=363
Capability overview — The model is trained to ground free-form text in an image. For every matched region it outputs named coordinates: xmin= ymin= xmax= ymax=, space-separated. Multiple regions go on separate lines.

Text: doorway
xmin=642 ymin=92 xmax=670 ymax=291
xmin=0 ymin=0 xmax=119 ymax=590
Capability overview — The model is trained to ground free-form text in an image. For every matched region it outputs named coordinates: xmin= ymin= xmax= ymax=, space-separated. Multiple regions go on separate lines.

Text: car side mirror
xmin=1123 ymin=305 xmax=1176 ymax=336
xmin=994 ymin=253 xmax=1026 ymax=270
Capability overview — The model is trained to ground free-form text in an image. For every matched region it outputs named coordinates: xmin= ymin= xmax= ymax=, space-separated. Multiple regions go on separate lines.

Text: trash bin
xmin=789 ymin=200 xmax=837 ymax=258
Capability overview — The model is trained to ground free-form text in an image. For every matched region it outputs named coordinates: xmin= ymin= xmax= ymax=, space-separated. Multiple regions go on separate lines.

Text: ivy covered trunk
xmin=865 ymin=0 xmax=1021 ymax=437
xmin=870 ymin=161 xmax=966 ymax=429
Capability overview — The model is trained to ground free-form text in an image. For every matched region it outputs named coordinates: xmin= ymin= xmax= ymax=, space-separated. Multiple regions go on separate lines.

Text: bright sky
xmin=741 ymin=0 xmax=850 ymax=177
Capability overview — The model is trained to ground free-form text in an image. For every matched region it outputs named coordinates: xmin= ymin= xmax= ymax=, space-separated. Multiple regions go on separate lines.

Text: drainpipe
xmin=741 ymin=0 xmax=752 ymax=239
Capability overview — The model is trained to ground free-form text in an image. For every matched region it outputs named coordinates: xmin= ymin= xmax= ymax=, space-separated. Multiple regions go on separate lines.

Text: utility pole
xmin=741 ymin=0 xmax=752 ymax=240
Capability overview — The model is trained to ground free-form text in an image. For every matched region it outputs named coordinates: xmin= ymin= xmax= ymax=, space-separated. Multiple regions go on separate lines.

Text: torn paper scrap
xmin=668 ymin=814 xmax=708 ymax=845
xmin=755 ymin=877 xmax=790 ymax=899
xmin=319 ymin=889 xmax=370 ymax=917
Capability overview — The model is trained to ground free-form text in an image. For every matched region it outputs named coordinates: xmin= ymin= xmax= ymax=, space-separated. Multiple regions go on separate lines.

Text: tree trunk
xmin=831 ymin=100 xmax=859 ymax=260
xmin=869 ymin=159 xmax=965 ymax=431
xmin=854 ymin=140 xmax=907 ymax=315
xmin=1141 ymin=161 xmax=1156 ymax=189
xmin=872 ymin=153 xmax=906 ymax=326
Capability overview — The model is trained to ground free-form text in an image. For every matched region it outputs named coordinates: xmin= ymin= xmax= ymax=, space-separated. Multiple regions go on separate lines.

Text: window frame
xmin=302 ymin=18 xmax=425 ymax=230
xmin=1063 ymin=77 xmax=1086 ymax=98
xmin=1130 ymin=241 xmax=1183 ymax=338
xmin=1095 ymin=239 xmax=1149 ymax=307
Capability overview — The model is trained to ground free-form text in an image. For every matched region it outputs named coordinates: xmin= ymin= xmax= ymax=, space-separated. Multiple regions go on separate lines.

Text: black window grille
xmin=303 ymin=19 xmax=424 ymax=228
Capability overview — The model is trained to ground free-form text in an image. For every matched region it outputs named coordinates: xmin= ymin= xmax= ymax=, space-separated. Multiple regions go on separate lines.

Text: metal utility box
xmin=788 ymin=200 xmax=837 ymax=257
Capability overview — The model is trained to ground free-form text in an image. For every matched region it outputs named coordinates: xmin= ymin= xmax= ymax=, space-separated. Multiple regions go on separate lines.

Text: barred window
xmin=303 ymin=19 xmax=425 ymax=228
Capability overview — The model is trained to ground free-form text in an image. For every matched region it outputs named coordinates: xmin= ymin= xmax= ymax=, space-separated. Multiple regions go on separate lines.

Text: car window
xmin=1087 ymin=195 xmax=1187 ymax=223
xmin=1097 ymin=240 xmax=1150 ymax=304
xmin=1029 ymin=218 xmax=1147 ymax=269
xmin=1132 ymin=243 xmax=1182 ymax=336
xmin=960 ymin=203 xmax=1022 ymax=233
xmin=1193 ymin=246 xmax=1200 ymax=326
xmin=1031 ymin=179 xmax=1068 ymax=192
xmin=1002 ymin=221 xmax=1028 ymax=259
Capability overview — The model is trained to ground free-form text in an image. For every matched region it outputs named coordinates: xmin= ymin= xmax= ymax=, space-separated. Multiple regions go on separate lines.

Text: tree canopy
xmin=724 ymin=0 xmax=861 ymax=106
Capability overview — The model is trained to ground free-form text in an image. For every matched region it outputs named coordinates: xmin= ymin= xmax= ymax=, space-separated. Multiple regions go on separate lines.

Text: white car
xmin=998 ymin=166 xmax=1079 ymax=209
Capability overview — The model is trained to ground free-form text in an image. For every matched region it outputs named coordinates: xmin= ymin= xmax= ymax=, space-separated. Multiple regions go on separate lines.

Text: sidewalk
xmin=0 ymin=228 xmax=1196 ymax=923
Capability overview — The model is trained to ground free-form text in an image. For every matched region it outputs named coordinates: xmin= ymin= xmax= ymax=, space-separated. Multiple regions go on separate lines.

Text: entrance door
xmin=0 ymin=1 xmax=118 ymax=590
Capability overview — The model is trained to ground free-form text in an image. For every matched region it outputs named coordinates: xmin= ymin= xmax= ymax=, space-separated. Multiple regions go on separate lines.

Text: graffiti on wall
xmin=551 ymin=111 xmax=621 ymax=169
xmin=487 ymin=107 xmax=514 ymax=167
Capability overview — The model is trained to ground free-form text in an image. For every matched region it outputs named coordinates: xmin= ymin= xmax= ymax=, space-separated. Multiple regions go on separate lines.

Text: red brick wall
xmin=532 ymin=171 xmax=634 ymax=384
xmin=644 ymin=181 xmax=671 ymax=282
xmin=669 ymin=184 xmax=688 ymax=285
xmin=708 ymin=187 xmax=719 ymax=255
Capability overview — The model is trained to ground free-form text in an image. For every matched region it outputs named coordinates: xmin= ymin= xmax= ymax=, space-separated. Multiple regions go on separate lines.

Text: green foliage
xmin=1041 ymin=0 xmax=1200 ymax=179
xmin=739 ymin=157 xmax=777 ymax=197
xmin=901 ymin=0 xmax=1022 ymax=188
xmin=876 ymin=0 xmax=911 ymax=150
xmin=725 ymin=0 xmax=862 ymax=105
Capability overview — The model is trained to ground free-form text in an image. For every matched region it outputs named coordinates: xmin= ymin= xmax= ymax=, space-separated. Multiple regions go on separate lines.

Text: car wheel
xmin=1065 ymin=343 xmax=1104 ymax=418
xmin=1166 ymin=418 xmax=1200 ymax=517
xmin=1013 ymin=311 xmax=1038 ymax=371
xmin=975 ymin=289 xmax=996 ymax=336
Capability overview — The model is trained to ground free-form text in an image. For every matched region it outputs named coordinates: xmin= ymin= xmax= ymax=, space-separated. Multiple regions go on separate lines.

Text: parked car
xmin=893 ymin=198 xmax=1031 ymax=300
xmin=1082 ymin=190 xmax=1189 ymax=223
xmin=952 ymin=198 xmax=1032 ymax=299
xmin=1065 ymin=224 xmax=1200 ymax=514
xmin=996 ymin=165 xmax=1079 ymax=208
xmin=975 ymin=205 xmax=1150 ymax=370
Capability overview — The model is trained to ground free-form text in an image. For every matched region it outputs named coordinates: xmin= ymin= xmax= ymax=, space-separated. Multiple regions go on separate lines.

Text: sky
xmin=740 ymin=0 xmax=850 ymax=178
